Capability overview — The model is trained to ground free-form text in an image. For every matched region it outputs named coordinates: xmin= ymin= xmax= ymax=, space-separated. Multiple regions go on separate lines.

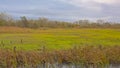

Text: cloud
xmin=93 ymin=0 xmax=120 ymax=4
xmin=59 ymin=0 xmax=120 ymax=11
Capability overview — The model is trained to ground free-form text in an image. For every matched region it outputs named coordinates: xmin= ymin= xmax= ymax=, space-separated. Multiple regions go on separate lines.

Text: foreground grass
xmin=0 ymin=45 xmax=119 ymax=68
xmin=0 ymin=27 xmax=120 ymax=50
xmin=0 ymin=27 xmax=120 ymax=68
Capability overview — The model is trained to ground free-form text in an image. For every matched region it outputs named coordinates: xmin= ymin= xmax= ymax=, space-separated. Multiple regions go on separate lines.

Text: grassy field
xmin=0 ymin=27 xmax=120 ymax=67
xmin=0 ymin=27 xmax=120 ymax=50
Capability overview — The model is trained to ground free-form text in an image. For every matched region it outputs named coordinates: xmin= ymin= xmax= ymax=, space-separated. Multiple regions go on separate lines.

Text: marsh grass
xmin=0 ymin=28 xmax=120 ymax=50
xmin=0 ymin=27 xmax=120 ymax=68
xmin=0 ymin=45 xmax=119 ymax=68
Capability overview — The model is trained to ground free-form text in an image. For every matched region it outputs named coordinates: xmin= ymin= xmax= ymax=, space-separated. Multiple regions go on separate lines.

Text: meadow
xmin=0 ymin=27 xmax=120 ymax=50
xmin=0 ymin=27 xmax=120 ymax=68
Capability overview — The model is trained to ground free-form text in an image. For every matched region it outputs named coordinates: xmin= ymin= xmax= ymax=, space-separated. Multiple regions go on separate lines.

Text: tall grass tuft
xmin=0 ymin=45 xmax=119 ymax=68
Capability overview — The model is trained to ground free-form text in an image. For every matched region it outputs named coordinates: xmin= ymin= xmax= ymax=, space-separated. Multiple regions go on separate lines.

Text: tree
xmin=0 ymin=13 xmax=14 ymax=26
xmin=19 ymin=16 xmax=29 ymax=27
xmin=96 ymin=19 xmax=105 ymax=24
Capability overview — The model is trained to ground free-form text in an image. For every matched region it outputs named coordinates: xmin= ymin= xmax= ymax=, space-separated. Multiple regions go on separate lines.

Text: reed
xmin=0 ymin=45 xmax=119 ymax=68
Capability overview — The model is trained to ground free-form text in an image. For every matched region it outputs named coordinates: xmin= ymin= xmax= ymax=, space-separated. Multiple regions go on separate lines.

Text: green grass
xmin=0 ymin=28 xmax=120 ymax=50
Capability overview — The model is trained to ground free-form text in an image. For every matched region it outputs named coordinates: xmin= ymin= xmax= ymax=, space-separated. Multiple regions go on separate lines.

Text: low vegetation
xmin=0 ymin=45 xmax=119 ymax=68
xmin=0 ymin=27 xmax=120 ymax=50
xmin=0 ymin=13 xmax=120 ymax=68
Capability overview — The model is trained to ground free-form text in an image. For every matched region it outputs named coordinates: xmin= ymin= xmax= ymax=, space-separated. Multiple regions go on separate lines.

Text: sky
xmin=0 ymin=0 xmax=120 ymax=22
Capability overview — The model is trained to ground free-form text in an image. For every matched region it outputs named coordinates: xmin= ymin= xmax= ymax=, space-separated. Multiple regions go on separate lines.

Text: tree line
xmin=0 ymin=13 xmax=120 ymax=29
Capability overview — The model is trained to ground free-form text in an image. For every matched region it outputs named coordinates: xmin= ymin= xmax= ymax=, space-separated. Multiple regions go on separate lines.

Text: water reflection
xmin=17 ymin=64 xmax=120 ymax=68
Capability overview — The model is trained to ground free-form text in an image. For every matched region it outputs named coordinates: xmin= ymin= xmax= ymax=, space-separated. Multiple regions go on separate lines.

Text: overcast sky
xmin=0 ymin=0 xmax=120 ymax=22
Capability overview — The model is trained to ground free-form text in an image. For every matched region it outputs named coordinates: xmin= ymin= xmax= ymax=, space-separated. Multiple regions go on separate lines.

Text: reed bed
xmin=0 ymin=45 xmax=120 ymax=68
